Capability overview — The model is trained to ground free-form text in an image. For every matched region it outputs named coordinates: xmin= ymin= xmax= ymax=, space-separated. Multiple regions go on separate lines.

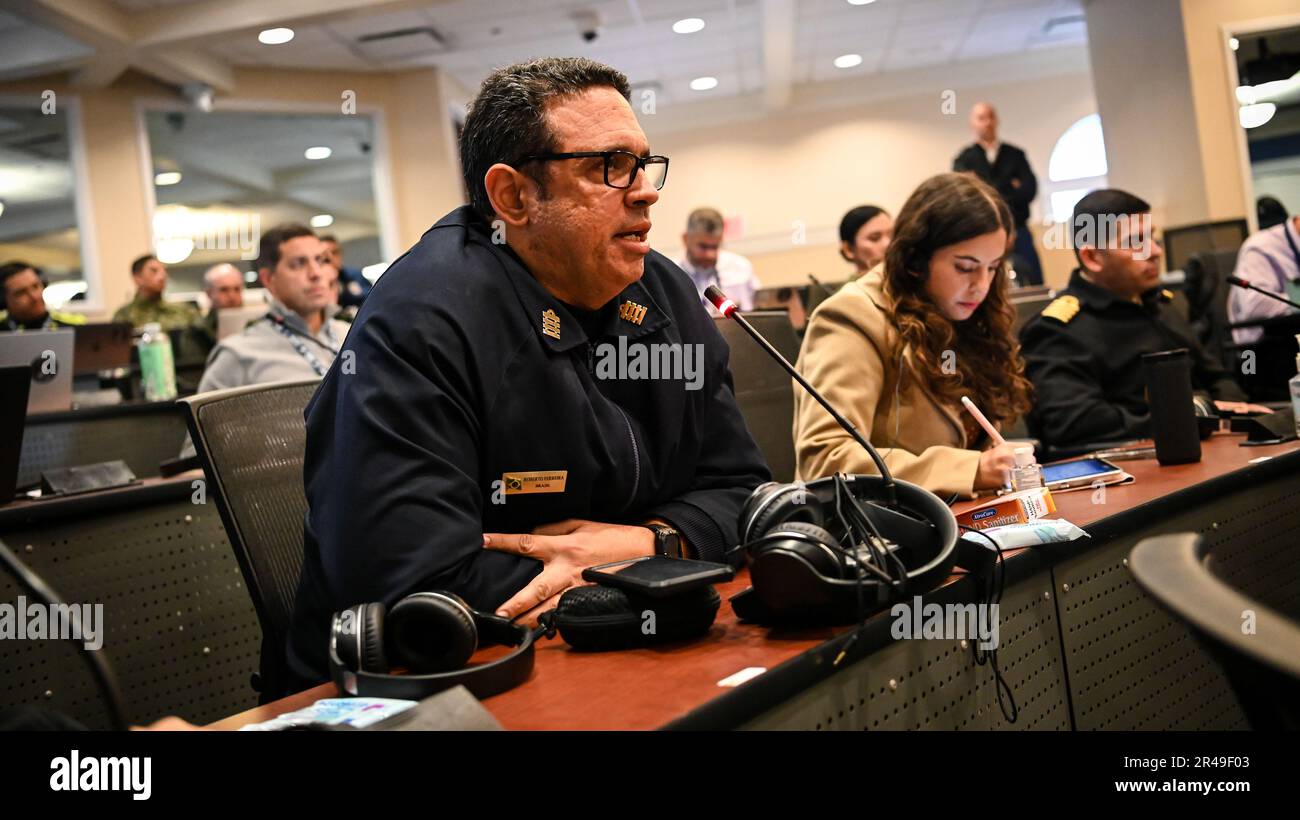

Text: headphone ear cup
xmin=746 ymin=483 xmax=826 ymax=541
xmin=759 ymin=521 xmax=845 ymax=578
xmin=359 ymin=602 xmax=388 ymax=673
xmin=386 ymin=592 xmax=478 ymax=673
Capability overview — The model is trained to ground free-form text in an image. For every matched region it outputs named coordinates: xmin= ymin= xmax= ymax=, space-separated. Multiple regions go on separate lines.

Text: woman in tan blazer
xmin=794 ymin=173 xmax=1033 ymax=497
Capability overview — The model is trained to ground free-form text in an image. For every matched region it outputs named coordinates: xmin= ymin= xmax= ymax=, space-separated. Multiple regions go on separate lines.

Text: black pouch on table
xmin=550 ymin=584 xmax=721 ymax=651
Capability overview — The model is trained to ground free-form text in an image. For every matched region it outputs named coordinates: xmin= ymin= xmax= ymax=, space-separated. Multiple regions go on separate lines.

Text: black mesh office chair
xmin=1129 ymin=533 xmax=1300 ymax=730
xmin=1182 ymin=247 xmax=1240 ymax=373
xmin=714 ymin=311 xmax=801 ymax=482
xmin=179 ymin=379 xmax=321 ymax=700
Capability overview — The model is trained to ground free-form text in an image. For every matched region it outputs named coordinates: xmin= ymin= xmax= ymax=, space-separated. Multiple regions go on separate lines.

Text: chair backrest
xmin=1183 ymin=247 xmax=1241 ymax=370
xmin=1162 ymin=219 xmax=1249 ymax=275
xmin=179 ymin=379 xmax=320 ymax=697
xmin=714 ymin=312 xmax=800 ymax=482
xmin=1129 ymin=533 xmax=1300 ymax=729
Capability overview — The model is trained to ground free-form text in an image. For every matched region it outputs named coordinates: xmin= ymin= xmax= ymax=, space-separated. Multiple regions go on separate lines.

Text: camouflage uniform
xmin=111 ymin=296 xmax=201 ymax=332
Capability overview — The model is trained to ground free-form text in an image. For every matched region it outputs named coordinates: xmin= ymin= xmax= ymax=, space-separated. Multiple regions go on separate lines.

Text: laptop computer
xmin=73 ymin=321 xmax=134 ymax=376
xmin=0 ymin=365 xmax=30 ymax=505
xmin=217 ymin=304 xmax=270 ymax=340
xmin=0 ymin=330 xmax=75 ymax=414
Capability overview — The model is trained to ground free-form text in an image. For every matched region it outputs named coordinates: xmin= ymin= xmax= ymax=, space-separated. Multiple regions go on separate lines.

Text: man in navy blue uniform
xmin=283 ymin=57 xmax=770 ymax=694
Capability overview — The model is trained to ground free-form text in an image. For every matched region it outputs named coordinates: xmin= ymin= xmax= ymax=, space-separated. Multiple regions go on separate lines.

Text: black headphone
xmin=329 ymin=591 xmax=550 ymax=701
xmin=730 ymin=474 xmax=958 ymax=624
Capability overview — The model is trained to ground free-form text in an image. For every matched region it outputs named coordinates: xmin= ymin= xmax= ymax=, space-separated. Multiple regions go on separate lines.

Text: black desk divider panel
xmin=742 ymin=573 xmax=1071 ymax=730
xmin=18 ymin=402 xmax=188 ymax=489
xmin=1049 ymin=487 xmax=1293 ymax=730
xmin=0 ymin=482 xmax=261 ymax=729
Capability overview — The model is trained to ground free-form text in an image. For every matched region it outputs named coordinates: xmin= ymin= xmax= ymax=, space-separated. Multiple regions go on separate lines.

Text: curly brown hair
xmin=880 ymin=172 xmax=1033 ymax=426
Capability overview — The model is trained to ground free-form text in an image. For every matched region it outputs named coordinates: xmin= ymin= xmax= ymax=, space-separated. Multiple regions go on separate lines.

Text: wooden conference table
xmin=212 ymin=432 xmax=1300 ymax=731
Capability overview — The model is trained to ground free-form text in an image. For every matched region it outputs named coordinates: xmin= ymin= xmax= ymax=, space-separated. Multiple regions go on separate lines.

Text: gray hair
xmin=203 ymin=263 xmax=243 ymax=291
xmin=686 ymin=207 xmax=724 ymax=236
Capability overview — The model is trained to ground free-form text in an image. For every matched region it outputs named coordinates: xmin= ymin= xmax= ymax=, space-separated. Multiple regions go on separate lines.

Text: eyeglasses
xmin=518 ymin=150 xmax=669 ymax=190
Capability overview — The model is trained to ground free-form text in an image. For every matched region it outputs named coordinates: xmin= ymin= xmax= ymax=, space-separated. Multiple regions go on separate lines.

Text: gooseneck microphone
xmin=704 ymin=284 xmax=898 ymax=508
xmin=0 ymin=537 xmax=128 ymax=731
xmin=1225 ymin=275 xmax=1300 ymax=311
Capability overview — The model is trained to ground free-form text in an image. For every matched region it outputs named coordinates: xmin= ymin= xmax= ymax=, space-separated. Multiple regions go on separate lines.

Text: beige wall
xmin=0 ymin=67 xmax=468 ymax=319
xmin=645 ymin=71 xmax=1098 ymax=291
xmin=1181 ymin=0 xmax=1300 ymax=225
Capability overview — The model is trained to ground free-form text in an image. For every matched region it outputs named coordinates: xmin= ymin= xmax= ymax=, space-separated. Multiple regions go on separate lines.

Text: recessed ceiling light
xmin=834 ymin=53 xmax=863 ymax=69
xmin=154 ymin=171 xmax=182 ymax=186
xmin=304 ymin=146 xmax=332 ymax=160
xmin=310 ymin=214 xmax=334 ymax=228
xmin=673 ymin=17 xmax=705 ymax=34
xmin=846 ymin=0 xmax=877 ymax=5
xmin=1229 ymin=37 xmax=1240 ymax=51
xmin=690 ymin=76 xmax=719 ymax=91
xmin=259 ymin=27 xmax=295 ymax=45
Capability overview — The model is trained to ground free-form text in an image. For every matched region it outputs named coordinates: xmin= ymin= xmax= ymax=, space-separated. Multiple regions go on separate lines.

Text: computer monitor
xmin=0 ymin=330 xmax=75 ymax=414
xmin=73 ymin=322 xmax=134 ymax=376
xmin=0 ymin=365 xmax=30 ymax=504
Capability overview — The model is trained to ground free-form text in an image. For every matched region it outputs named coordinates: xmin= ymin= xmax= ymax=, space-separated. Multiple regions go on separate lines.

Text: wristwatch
xmin=641 ymin=523 xmax=682 ymax=559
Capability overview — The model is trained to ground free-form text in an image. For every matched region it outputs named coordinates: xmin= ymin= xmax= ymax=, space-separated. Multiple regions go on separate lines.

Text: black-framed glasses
xmin=518 ymin=150 xmax=669 ymax=190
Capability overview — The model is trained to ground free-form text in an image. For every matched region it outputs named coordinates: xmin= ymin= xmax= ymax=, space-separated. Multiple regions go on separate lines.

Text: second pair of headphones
xmin=730 ymin=474 xmax=958 ymax=624
xmin=329 ymin=591 xmax=550 ymax=701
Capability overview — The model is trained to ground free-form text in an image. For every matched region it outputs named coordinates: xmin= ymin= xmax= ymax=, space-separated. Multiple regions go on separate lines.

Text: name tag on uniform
xmin=502 ymin=470 xmax=568 ymax=495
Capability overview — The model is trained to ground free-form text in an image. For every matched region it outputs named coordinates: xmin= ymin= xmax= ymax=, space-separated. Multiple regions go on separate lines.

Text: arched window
xmin=1044 ymin=113 xmax=1109 ymax=222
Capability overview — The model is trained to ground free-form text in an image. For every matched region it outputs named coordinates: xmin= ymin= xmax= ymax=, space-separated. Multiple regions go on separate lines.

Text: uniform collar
xmin=451 ymin=205 xmax=672 ymax=353
xmin=1066 ymin=268 xmax=1163 ymax=314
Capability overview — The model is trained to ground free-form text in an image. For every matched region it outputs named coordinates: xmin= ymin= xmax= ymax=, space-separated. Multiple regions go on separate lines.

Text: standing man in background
xmin=954 ymin=102 xmax=1043 ymax=287
xmin=676 ymin=207 xmax=762 ymax=314
xmin=112 ymin=254 xmax=201 ymax=331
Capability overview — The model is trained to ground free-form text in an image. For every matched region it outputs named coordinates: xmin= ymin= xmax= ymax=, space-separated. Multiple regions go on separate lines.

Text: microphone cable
xmin=958 ymin=525 xmax=1018 ymax=724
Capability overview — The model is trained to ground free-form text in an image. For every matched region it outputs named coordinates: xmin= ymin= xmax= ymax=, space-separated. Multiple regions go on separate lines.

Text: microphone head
xmin=1225 ymin=275 xmax=1247 ymax=288
xmin=704 ymin=285 xmax=738 ymax=318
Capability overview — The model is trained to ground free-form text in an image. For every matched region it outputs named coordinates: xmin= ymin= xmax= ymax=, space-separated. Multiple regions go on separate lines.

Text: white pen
xmin=960 ymin=395 xmax=1006 ymax=447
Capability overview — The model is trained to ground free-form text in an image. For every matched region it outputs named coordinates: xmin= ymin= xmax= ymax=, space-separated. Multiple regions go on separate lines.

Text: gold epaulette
xmin=1040 ymin=294 xmax=1080 ymax=324
xmin=50 ymin=310 xmax=87 ymax=325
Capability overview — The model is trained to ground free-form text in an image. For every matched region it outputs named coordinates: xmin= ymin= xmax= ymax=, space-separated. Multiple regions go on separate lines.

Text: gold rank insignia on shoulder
xmin=1041 ymin=294 xmax=1080 ymax=324
xmin=618 ymin=300 xmax=648 ymax=325
xmin=1159 ymin=289 xmax=1174 ymax=303
xmin=541 ymin=309 xmax=561 ymax=339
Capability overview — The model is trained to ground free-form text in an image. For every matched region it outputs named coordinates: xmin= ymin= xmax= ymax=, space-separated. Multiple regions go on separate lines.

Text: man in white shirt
xmin=675 ymin=207 xmax=761 ymax=314
xmin=198 ymin=223 xmax=349 ymax=392
xmin=1227 ymin=214 xmax=1300 ymax=345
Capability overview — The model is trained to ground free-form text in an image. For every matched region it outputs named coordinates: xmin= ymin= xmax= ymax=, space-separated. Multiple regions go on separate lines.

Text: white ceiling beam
xmin=136 ymin=47 xmax=235 ymax=92
xmin=760 ymin=0 xmax=795 ymax=110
